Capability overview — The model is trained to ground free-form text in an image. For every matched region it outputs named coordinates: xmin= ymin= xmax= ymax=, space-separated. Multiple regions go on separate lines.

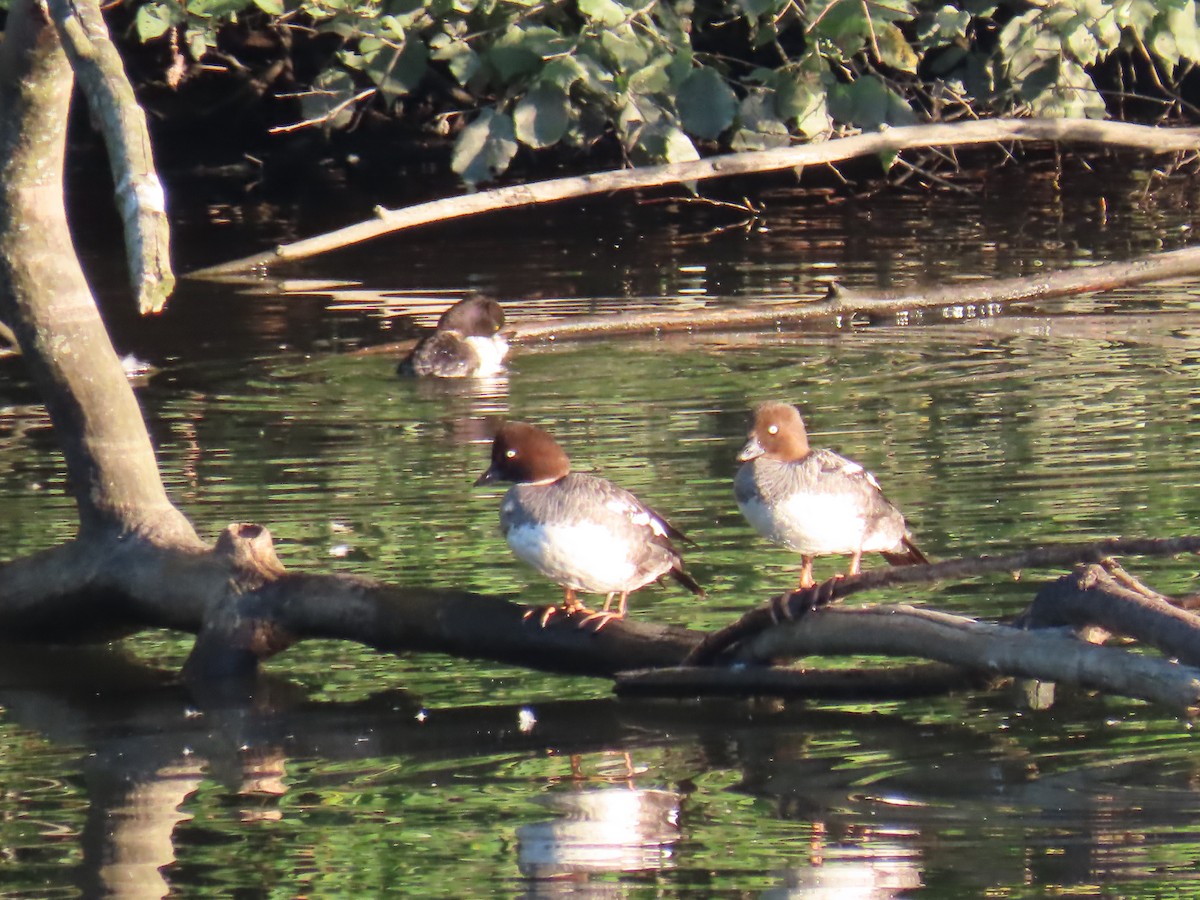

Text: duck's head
xmin=438 ymin=294 xmax=505 ymax=337
xmin=475 ymin=422 xmax=570 ymax=486
xmin=737 ymin=402 xmax=811 ymax=463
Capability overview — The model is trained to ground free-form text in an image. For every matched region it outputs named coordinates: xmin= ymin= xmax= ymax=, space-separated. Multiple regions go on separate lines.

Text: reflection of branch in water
xmin=3 ymin=642 xmax=1192 ymax=894
xmin=79 ymin=760 xmax=203 ymax=900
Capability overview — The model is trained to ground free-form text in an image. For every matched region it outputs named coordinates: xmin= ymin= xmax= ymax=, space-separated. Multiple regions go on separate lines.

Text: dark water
xmin=4 ymin=158 xmax=1200 ymax=896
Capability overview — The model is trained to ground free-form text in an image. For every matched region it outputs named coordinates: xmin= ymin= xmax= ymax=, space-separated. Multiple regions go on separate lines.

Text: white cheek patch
xmin=506 ymin=522 xmax=638 ymax=593
xmin=464 ymin=335 xmax=509 ymax=376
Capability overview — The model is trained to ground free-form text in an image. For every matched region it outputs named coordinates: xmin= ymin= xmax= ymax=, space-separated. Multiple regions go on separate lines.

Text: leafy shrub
xmin=128 ymin=0 xmax=1200 ymax=184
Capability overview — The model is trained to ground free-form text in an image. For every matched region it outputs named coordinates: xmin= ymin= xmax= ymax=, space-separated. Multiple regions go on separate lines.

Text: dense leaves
xmin=126 ymin=0 xmax=1200 ymax=183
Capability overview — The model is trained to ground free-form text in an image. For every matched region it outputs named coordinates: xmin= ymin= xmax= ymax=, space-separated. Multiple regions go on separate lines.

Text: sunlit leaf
xmin=662 ymin=126 xmax=700 ymax=163
xmin=452 ymin=107 xmax=519 ymax=184
xmin=1021 ymin=58 xmax=1105 ymax=118
xmin=513 ymin=83 xmax=570 ymax=148
xmin=540 ymin=56 xmax=588 ymax=90
xmin=579 ymin=0 xmax=629 ymax=26
xmin=1167 ymin=1 xmax=1200 ymax=64
xmin=915 ymin=5 xmax=971 ymax=47
xmin=627 ymin=56 xmax=672 ymax=94
xmin=1151 ymin=27 xmax=1180 ymax=68
xmin=1115 ymin=0 xmax=1159 ymax=34
xmin=185 ymin=26 xmax=211 ymax=59
xmin=775 ymin=70 xmax=831 ymax=137
xmin=135 ymin=3 xmax=180 ymax=41
xmin=876 ymin=22 xmax=918 ymax=72
xmin=599 ymin=25 xmax=653 ymax=73
xmin=572 ymin=50 xmax=618 ymax=94
xmin=488 ymin=26 xmax=572 ymax=80
xmin=430 ymin=34 xmax=480 ymax=85
xmin=253 ymin=0 xmax=285 ymax=15
xmin=676 ymin=66 xmax=737 ymax=140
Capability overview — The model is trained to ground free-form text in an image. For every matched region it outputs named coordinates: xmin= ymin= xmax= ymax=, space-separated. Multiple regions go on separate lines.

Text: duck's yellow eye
xmin=767 ymin=424 xmax=779 ymax=435
xmin=505 ymin=448 xmax=517 ymax=459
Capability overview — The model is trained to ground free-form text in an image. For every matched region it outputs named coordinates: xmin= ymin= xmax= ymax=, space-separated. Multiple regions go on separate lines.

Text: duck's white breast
xmin=505 ymin=520 xmax=641 ymax=593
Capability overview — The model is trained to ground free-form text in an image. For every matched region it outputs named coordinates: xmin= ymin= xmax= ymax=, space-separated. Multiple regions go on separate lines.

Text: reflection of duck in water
xmin=516 ymin=787 xmax=682 ymax=879
xmin=397 ymin=294 xmax=510 ymax=378
xmin=735 ymin=402 xmax=927 ymax=590
xmin=474 ymin=422 xmax=704 ymax=628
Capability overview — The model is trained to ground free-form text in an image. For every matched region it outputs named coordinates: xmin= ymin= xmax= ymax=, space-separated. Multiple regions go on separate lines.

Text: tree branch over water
xmin=186 ymin=118 xmax=1200 ymax=278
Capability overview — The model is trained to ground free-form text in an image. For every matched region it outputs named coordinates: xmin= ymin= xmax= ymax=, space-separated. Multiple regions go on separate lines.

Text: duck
xmin=734 ymin=402 xmax=927 ymax=589
xmin=397 ymin=294 xmax=509 ymax=378
xmin=474 ymin=422 xmax=704 ymax=627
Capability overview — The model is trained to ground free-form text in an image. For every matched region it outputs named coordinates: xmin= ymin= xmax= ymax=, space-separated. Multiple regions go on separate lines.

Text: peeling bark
xmin=47 ymin=0 xmax=173 ymax=313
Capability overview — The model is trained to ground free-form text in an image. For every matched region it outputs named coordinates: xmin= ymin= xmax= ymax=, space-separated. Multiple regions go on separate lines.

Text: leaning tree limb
xmin=6 ymin=520 xmax=1200 ymax=712
xmin=684 ymin=536 xmax=1200 ymax=666
xmin=45 ymin=0 xmax=173 ymax=313
xmin=185 ymin=118 xmax=1200 ymax=278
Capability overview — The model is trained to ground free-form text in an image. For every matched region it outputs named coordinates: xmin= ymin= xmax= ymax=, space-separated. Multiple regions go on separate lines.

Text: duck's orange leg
xmin=846 ymin=550 xmax=862 ymax=577
xmin=798 ymin=556 xmax=816 ymax=589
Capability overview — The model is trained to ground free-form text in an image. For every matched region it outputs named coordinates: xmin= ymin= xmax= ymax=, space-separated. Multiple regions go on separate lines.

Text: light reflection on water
xmin=3 ymin=169 xmax=1200 ymax=895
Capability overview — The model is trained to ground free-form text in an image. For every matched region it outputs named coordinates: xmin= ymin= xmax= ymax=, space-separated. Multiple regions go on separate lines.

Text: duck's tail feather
xmin=671 ymin=565 xmax=706 ymax=598
xmin=880 ymin=535 xmax=929 ymax=567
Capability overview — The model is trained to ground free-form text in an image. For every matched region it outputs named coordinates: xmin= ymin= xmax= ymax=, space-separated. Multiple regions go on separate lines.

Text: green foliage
xmin=126 ymin=0 xmax=1200 ymax=184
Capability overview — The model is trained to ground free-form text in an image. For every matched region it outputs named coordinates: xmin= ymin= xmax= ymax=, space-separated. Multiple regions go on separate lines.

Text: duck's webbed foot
xmin=523 ymin=604 xmax=561 ymax=627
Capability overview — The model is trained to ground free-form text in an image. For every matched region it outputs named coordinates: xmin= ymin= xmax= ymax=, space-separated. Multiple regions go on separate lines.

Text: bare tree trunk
xmin=0 ymin=0 xmax=196 ymax=544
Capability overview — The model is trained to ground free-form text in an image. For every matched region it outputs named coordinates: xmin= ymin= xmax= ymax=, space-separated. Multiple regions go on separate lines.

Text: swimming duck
xmin=475 ymin=422 xmax=704 ymax=627
xmin=735 ymin=402 xmax=927 ymax=589
xmin=397 ymin=294 xmax=509 ymax=378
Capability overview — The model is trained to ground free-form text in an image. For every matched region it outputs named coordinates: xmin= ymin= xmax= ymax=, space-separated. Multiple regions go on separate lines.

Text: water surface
xmin=3 ymin=158 xmax=1200 ymax=896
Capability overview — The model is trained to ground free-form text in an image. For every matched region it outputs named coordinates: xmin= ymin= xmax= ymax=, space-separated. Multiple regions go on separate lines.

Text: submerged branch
xmin=186 ymin=118 xmax=1200 ymax=278
xmin=509 ymin=244 xmax=1200 ymax=342
xmin=685 ymin=536 xmax=1200 ymax=665
xmin=731 ymin=605 xmax=1200 ymax=713
xmin=615 ymin=661 xmax=999 ymax=700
